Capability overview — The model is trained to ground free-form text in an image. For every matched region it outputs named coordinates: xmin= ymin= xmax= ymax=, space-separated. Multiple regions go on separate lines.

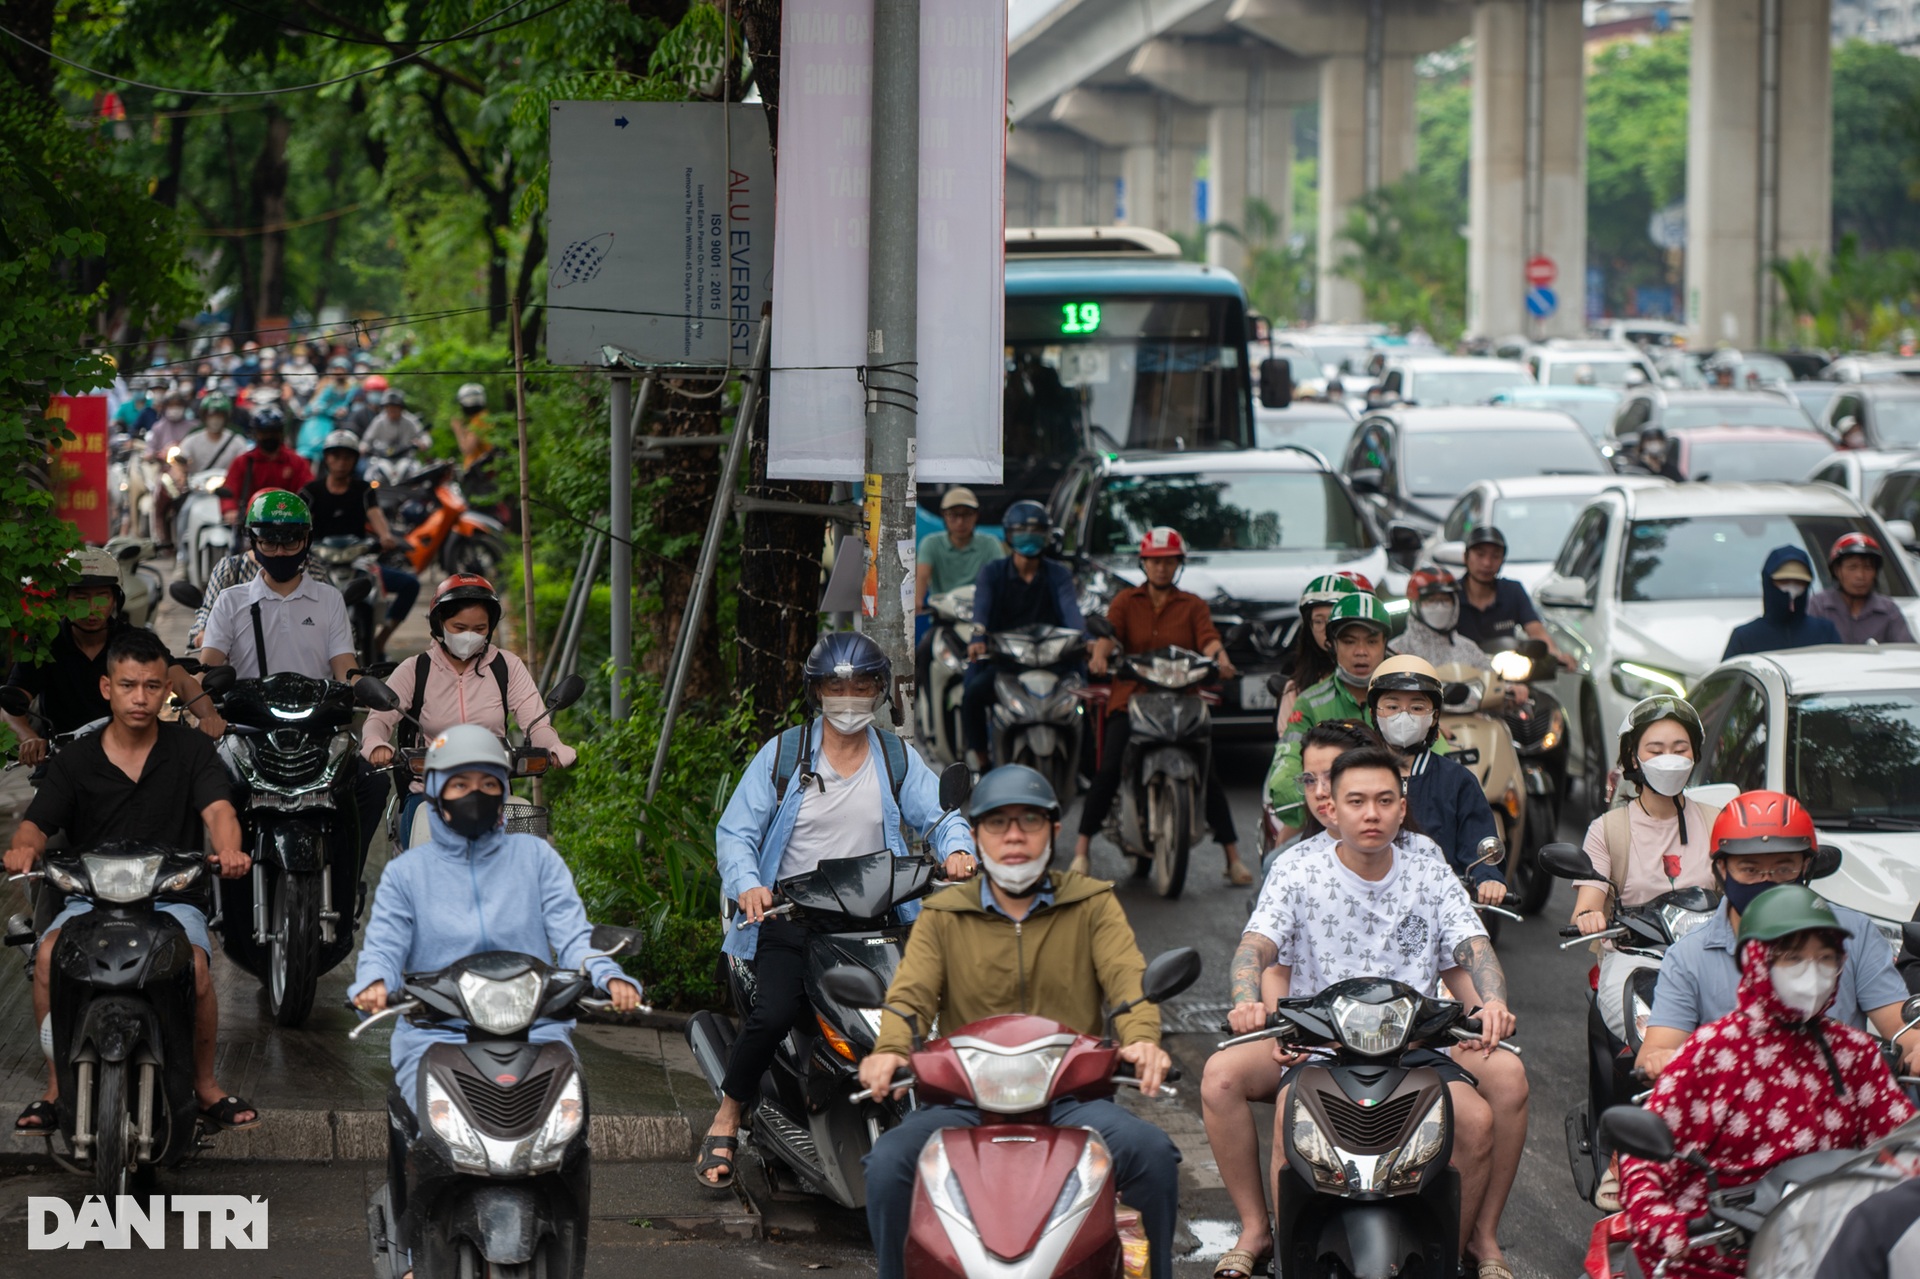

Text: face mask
xmin=442 ymin=631 xmax=488 ymax=660
xmin=1380 ymin=711 xmax=1433 ymax=749
xmin=822 ymin=695 xmax=877 ymax=735
xmin=439 ymin=790 xmax=504 ymax=840
xmin=1335 ymin=663 xmax=1370 ymax=688
xmin=255 ymin=434 xmax=282 ymax=454
xmin=205 ymin=419 xmax=226 ymax=435
xmin=1010 ymin=533 xmax=1046 ymax=557
xmin=1639 ymin=753 xmax=1694 ymax=797
xmin=1642 ymin=443 xmax=1668 ymax=463
xmin=1770 ymin=956 xmax=1841 ymax=1019
xmin=258 ymin=550 xmax=305 ymax=582
xmin=1418 ymin=601 xmax=1458 ymax=632
xmin=981 ymin=850 xmax=1048 ymax=895
xmin=1721 ymin=875 xmax=1780 ymax=916
xmin=1775 ymin=582 xmax=1806 ymax=604
xmin=164 ymin=406 xmax=185 ymax=422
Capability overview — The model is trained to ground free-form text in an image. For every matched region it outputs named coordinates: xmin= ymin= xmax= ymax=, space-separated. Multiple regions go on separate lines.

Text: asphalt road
xmin=3 ymin=740 xmax=1603 ymax=1279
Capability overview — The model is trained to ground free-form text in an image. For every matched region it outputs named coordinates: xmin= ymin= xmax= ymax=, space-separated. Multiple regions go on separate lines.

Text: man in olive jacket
xmin=858 ymin=764 xmax=1180 ymax=1279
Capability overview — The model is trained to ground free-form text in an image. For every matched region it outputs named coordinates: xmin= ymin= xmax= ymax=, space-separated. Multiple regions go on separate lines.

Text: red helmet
xmin=1710 ymin=790 xmax=1817 ymax=858
xmin=1829 ymin=531 xmax=1884 ymax=567
xmin=1139 ymin=526 xmax=1187 ymax=558
xmin=1407 ymin=565 xmax=1458 ymax=601
xmin=429 ymin=573 xmax=501 ymax=635
xmin=1337 ymin=570 xmax=1374 ymax=593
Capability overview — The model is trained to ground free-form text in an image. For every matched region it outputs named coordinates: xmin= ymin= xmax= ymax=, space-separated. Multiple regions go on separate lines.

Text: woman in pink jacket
xmin=362 ymin=574 xmax=576 ymax=846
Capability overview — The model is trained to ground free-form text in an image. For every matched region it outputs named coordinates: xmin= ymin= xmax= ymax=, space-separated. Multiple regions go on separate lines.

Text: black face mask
xmin=258 ymin=550 xmax=305 ymax=582
xmin=255 ymin=434 xmax=282 ymax=454
xmin=439 ymin=790 xmax=503 ymax=839
xmin=1721 ymin=875 xmax=1780 ymax=916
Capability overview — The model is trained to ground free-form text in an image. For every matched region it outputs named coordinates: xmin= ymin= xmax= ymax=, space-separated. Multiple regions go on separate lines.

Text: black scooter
xmin=353 ymin=925 xmax=643 ymax=1279
xmin=1483 ymin=638 xmax=1567 ymax=916
xmin=4 ymin=840 xmax=219 ymax=1194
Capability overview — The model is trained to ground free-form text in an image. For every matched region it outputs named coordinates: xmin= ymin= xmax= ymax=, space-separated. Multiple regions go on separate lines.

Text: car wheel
xmin=1581 ymin=692 xmax=1608 ymax=822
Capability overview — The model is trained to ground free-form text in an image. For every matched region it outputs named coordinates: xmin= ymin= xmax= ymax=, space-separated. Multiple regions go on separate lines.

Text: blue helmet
xmin=801 ymin=631 xmax=891 ymax=701
xmin=1003 ymin=500 xmax=1051 ymax=534
xmin=966 ymin=764 xmax=1061 ymax=821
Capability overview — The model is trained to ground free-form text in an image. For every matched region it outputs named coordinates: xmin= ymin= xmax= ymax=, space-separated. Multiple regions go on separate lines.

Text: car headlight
xmin=424 ymin=1073 xmax=488 ymax=1172
xmin=1288 ymin=1101 xmax=1347 ymax=1189
xmin=1387 ymin=1097 xmax=1447 ymax=1189
xmin=1611 ymin=660 xmax=1689 ymax=700
xmin=956 ymin=1042 xmax=1069 ymax=1112
xmin=1044 ymin=1132 xmax=1112 ymax=1232
xmin=82 ymin=853 xmax=164 ymax=903
xmin=916 ymin=1132 xmax=974 ymax=1224
xmin=1330 ymin=994 xmax=1414 ymax=1056
xmin=527 ymin=1073 xmax=585 ymax=1172
xmin=457 ymin=970 xmax=543 ymax=1035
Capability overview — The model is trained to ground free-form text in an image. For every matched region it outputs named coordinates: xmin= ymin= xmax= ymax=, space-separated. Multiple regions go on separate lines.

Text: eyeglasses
xmin=254 ymin=534 xmax=305 ymax=554
xmin=1299 ymin=771 xmax=1328 ymax=792
xmin=1725 ymin=860 xmax=1806 ymax=883
xmin=978 ymin=810 xmax=1051 ymax=834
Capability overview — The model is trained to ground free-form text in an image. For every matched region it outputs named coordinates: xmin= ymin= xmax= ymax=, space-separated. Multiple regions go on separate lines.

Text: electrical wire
xmin=187 ymin=202 xmax=363 ymax=236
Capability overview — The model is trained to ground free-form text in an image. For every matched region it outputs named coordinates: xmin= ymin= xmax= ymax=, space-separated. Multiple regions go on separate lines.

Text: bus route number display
xmin=1059 ymin=301 xmax=1102 ymax=335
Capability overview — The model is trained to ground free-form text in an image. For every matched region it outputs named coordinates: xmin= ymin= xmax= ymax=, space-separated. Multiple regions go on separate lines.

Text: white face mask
xmin=981 ymin=850 xmax=1048 ymax=894
xmin=442 ymin=631 xmax=488 ymax=660
xmin=164 ymin=406 xmax=185 ymax=422
xmin=1770 ymin=956 xmax=1841 ymax=1018
xmin=1775 ymin=582 xmax=1806 ymax=603
xmin=1418 ymin=600 xmax=1458 ymax=632
xmin=1639 ymin=753 xmax=1694 ymax=797
xmin=821 ymin=695 xmax=877 ymax=735
xmin=1380 ymin=711 xmax=1433 ymax=749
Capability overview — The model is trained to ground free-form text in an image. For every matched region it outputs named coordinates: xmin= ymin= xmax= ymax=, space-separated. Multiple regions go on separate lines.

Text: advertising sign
xmin=48 ymin=395 xmax=109 ymax=544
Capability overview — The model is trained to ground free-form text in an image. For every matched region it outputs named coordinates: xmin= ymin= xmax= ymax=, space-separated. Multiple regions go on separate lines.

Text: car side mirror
xmin=1887 ymin=518 xmax=1919 ymax=551
xmin=1539 ymin=841 xmax=1599 ymax=880
xmin=1259 ymin=358 xmax=1295 ymax=410
xmin=821 ymin=966 xmax=889 ymax=1010
xmin=354 ymin=676 xmax=401 ymax=711
xmin=1349 ymin=468 xmax=1384 ymax=495
xmin=169 ymin=580 xmax=206 ymax=611
xmin=1598 ymin=1105 xmax=1675 ymax=1162
xmin=545 ymin=672 xmax=586 ymax=712
xmin=200 ymin=665 xmax=237 ymax=696
xmin=1085 ymin=614 xmax=1116 ymax=640
xmin=1808 ymin=844 xmax=1843 ymax=881
xmin=1387 ymin=525 xmax=1424 ymax=559
xmin=938 ymin=762 xmax=972 ymax=814
xmin=1432 ymin=539 xmax=1467 ymax=569
xmin=1535 ymin=575 xmax=1593 ymax=610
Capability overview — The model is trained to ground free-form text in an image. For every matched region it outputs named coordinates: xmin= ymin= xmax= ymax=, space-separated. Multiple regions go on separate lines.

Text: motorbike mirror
xmin=169 ymin=580 xmax=205 ymax=611
xmin=821 ymin=966 xmax=889 ymax=1010
xmin=200 ymin=665 xmax=237 ymax=696
xmin=1807 ymin=844 xmax=1843 ymax=881
xmin=1539 ymin=841 xmax=1599 ymax=880
xmin=0 ymin=685 xmax=30 ymax=717
xmin=1902 ymin=994 xmax=1920 ymax=1026
xmin=1902 ymin=920 xmax=1920 ymax=960
xmin=545 ymin=672 xmax=587 ymax=712
xmin=1441 ymin=682 xmax=1473 ymax=708
xmin=1472 ymin=837 xmax=1506 ymax=869
xmin=353 ymin=676 xmax=401 ymax=711
xmin=340 ymin=576 xmax=375 ymax=607
xmin=1223 ymin=621 xmax=1253 ymax=647
xmin=115 ymin=543 xmax=143 ymax=567
xmin=587 ymin=924 xmax=644 ymax=959
xmin=1598 ymin=1105 xmax=1676 ymax=1162
xmin=1084 ymin=614 xmax=1116 ymax=640
xmin=1138 ymin=947 xmax=1203 ymax=1005
xmin=1265 ymin=672 xmax=1289 ymax=699
xmin=938 ymin=762 xmax=973 ymax=813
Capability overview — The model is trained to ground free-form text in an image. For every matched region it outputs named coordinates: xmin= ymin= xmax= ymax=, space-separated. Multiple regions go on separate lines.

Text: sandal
xmin=694 ymin=1134 xmax=738 ymax=1189
xmin=1468 ymin=1257 xmax=1514 ymax=1279
xmin=199 ymin=1094 xmax=262 ymax=1131
xmin=13 ymin=1099 xmax=56 ymax=1133
xmin=1212 ymin=1247 xmax=1268 ymax=1279
xmin=1224 ymin=860 xmax=1254 ymax=886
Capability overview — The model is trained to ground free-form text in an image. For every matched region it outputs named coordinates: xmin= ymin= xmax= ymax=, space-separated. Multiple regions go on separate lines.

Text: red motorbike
xmin=828 ymin=948 xmax=1201 ymax=1279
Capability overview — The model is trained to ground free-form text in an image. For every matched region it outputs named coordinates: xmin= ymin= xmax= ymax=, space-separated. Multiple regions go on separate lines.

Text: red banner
xmin=48 ymin=395 xmax=110 ymax=545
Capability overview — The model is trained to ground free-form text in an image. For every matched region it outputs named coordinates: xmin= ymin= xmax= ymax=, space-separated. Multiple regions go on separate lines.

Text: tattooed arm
xmin=1227 ymin=933 xmax=1280 ymax=1034
xmin=1449 ymin=934 xmax=1516 ymax=1052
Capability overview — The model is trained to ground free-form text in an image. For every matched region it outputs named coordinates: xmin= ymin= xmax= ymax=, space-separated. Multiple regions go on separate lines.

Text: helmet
xmin=364 ymin=374 xmax=390 ymax=393
xmin=321 ymin=429 xmax=362 ymax=455
xmin=456 ymin=383 xmax=487 ymax=410
xmin=801 ymin=631 xmax=891 ymax=703
xmin=1367 ymin=653 xmax=1444 ymax=703
xmin=967 ymin=763 xmax=1061 ymax=821
xmin=1003 ymin=500 xmax=1051 ymax=533
xmin=1139 ymin=527 xmax=1186 ymax=558
xmin=200 ymin=394 xmax=232 ymax=418
xmin=1325 ymin=592 xmax=1392 ymax=640
xmin=1463 ymin=526 xmax=1508 ymax=553
xmin=1711 ymin=790 xmax=1817 ymax=859
xmin=1829 ymin=532 xmax=1884 ymax=567
xmin=429 ymin=574 xmax=502 ymax=636
xmin=1617 ymin=695 xmax=1704 ymax=774
xmin=1300 ymin=572 xmax=1370 ymax=610
xmin=68 ymin=547 xmax=121 ymax=588
xmin=381 ymin=389 xmax=406 ymax=407
xmin=1407 ymin=565 xmax=1459 ymax=602
xmin=423 ymin=723 xmax=509 ymax=777
xmin=246 ymin=489 xmax=311 ymax=531
xmin=250 ymin=405 xmax=287 ymax=434
xmin=327 ymin=355 xmax=352 ymax=373
xmin=1734 ymin=883 xmax=1841 ymax=946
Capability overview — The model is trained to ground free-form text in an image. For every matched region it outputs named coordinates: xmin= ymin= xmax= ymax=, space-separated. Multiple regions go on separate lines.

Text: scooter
xmin=2 ymin=840 xmax=221 ymax=1194
xmin=1433 ymin=660 xmax=1529 ymax=866
xmin=827 ymin=946 xmax=1202 ymax=1278
xmin=917 ymin=585 xmax=978 ymax=767
xmin=1218 ymin=977 xmax=1522 ymax=1279
xmin=981 ymin=624 xmax=1087 ymax=800
xmin=101 ymin=536 xmax=164 ymax=629
xmin=314 ymin=534 xmax=386 ymax=665
xmin=1484 ymin=639 xmax=1567 ymax=916
xmin=176 ymin=469 xmax=234 ymax=589
xmin=353 ymin=926 xmax=645 ymax=1279
xmin=382 ymin=462 xmax=507 ymax=580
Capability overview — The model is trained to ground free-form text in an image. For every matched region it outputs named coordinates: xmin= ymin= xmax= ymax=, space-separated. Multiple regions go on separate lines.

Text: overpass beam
xmin=1007 ymin=127 xmax=1121 ymax=227
xmin=1051 ymin=89 xmax=1207 ymax=235
xmin=1686 ymin=0 xmax=1832 ymax=345
xmin=1467 ymin=0 xmax=1586 ymax=339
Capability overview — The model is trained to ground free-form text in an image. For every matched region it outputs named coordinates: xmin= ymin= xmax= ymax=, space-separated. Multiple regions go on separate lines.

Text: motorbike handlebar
xmin=1561 ymin=926 xmax=1626 ymax=949
xmin=347 ymin=999 xmax=423 ymax=1040
xmin=1558 ymin=925 xmax=1584 ymax=938
xmin=849 ymin=1069 xmax=917 ymax=1104
xmin=732 ymin=902 xmax=795 ymax=931
xmin=1449 ymin=1023 xmax=1523 ymax=1056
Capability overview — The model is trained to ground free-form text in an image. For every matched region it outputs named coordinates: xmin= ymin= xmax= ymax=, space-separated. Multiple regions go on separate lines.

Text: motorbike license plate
xmin=1240 ymin=677 xmax=1277 ymax=711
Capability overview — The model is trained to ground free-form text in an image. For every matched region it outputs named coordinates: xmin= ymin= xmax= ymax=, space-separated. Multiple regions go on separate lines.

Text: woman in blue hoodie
xmin=1721 ymin=545 xmax=1843 ymax=659
xmin=349 ymin=725 xmax=643 ymax=1105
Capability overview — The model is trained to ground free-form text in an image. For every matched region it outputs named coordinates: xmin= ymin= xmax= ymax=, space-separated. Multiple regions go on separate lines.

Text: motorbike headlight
xmin=1044 ymin=1132 xmax=1112 ymax=1233
xmin=1611 ymin=660 xmax=1689 ymax=701
xmin=1387 ymin=1097 xmax=1448 ymax=1189
xmin=424 ymin=1073 xmax=488 ymax=1172
xmin=935 ymin=633 xmax=967 ymax=672
xmin=1659 ymin=904 xmax=1713 ymax=943
xmin=1018 ymin=670 xmax=1060 ymax=698
xmin=1330 ymin=994 xmax=1414 ymax=1057
xmin=527 ymin=1073 xmax=585 ymax=1172
xmin=1448 ymin=679 xmax=1485 ymax=714
xmin=1288 ymin=1101 xmax=1347 ymax=1189
xmin=1033 ymin=632 xmax=1079 ymax=666
xmin=457 ymin=970 xmax=543 ymax=1035
xmin=1489 ymin=651 xmax=1532 ymax=682
xmin=955 ymin=1042 xmax=1069 ymax=1112
xmin=994 ymin=635 xmax=1038 ymax=665
xmin=1143 ymin=656 xmax=1206 ymax=688
xmin=202 ymin=474 xmax=224 ymax=492
xmin=81 ymin=853 xmax=164 ymax=903
xmin=916 ymin=1132 xmax=975 ymax=1225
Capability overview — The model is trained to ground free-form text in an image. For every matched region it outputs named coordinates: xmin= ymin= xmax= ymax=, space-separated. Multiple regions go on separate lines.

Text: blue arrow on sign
xmin=1525 ymin=286 xmax=1557 ymax=318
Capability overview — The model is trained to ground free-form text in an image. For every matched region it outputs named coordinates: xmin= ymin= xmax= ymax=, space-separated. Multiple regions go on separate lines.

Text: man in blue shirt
xmin=961 ymin=500 xmax=1084 ymax=770
xmin=1455 ymin=526 xmax=1575 ymax=670
xmin=1638 ymin=788 xmax=1919 ymax=1078
xmin=1722 ymin=545 xmax=1844 ymax=659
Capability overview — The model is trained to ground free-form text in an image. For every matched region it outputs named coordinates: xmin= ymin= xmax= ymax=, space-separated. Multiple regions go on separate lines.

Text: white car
xmin=1524 ymin=339 xmax=1659 ymax=390
xmin=1370 ymin=356 xmax=1533 ymax=408
xmin=1807 ymin=447 xmax=1917 ymax=506
xmin=1685 ymin=646 xmax=1920 ymax=948
xmin=1531 ymin=481 xmax=1920 ymax=812
xmin=1422 ymin=474 xmax=1672 ymax=594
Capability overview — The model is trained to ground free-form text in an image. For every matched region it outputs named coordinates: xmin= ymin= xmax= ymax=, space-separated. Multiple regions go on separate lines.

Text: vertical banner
xmin=48 ymin=396 xmax=109 ymax=544
xmin=768 ymin=0 xmax=1006 ymax=483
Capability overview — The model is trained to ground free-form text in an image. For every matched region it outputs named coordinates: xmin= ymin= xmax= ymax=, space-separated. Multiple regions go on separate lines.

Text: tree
xmin=1585 ymin=31 xmax=1690 ymax=318
xmin=1334 ymin=170 xmax=1469 ymax=341
xmin=1832 ymin=39 xmax=1920 ymax=253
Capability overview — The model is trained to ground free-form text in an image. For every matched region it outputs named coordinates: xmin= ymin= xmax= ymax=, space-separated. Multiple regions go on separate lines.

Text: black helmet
xmin=967 ymin=764 xmax=1061 ymax=821
xmin=250 ymin=405 xmax=287 ymax=435
xmin=1463 ymin=525 xmax=1507 ymax=553
xmin=1617 ymin=695 xmax=1705 ymax=775
xmin=801 ymin=631 xmax=891 ymax=704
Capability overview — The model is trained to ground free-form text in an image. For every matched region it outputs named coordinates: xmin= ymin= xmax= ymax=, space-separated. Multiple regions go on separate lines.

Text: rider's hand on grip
xmin=737 ymin=886 xmax=774 ymax=924
xmin=1226 ymin=1001 xmax=1269 ymax=1035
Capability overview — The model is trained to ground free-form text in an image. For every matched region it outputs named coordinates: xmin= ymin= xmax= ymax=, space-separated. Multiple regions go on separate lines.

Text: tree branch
xmin=292 ymin=0 xmax=486 ymax=96
xmin=419 ymin=80 xmax=499 ymax=204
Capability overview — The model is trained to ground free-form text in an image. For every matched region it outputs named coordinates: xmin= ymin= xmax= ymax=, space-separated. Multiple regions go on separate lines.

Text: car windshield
xmin=1662 ymin=402 xmax=1811 ymax=430
xmin=1621 ymin=514 xmax=1915 ymax=601
xmin=1408 ymin=369 xmax=1532 ymax=406
xmin=1498 ymin=394 xmax=1620 ymax=442
xmin=1490 ymin=496 xmax=1588 ymax=561
xmin=1869 ymin=399 xmax=1920 ymax=448
xmin=1791 ymin=692 xmax=1920 ymax=825
xmin=1544 ymin=360 xmax=1644 ymax=387
xmin=1255 ymin=410 xmax=1354 ymax=461
xmin=1403 ymin=429 xmax=1605 ymax=498
xmin=1683 ymin=435 xmax=1834 ymax=482
xmin=1089 ymin=471 xmax=1374 ymax=554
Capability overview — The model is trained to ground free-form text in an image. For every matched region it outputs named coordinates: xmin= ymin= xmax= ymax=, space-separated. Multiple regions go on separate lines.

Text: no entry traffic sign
xmin=1525 ymin=255 xmax=1557 ymax=288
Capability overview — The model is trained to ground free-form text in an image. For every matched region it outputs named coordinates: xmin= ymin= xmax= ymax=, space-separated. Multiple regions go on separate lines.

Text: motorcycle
xmin=1434 ymin=661 xmax=1530 ymax=872
xmin=1218 ymin=977 xmax=1522 ymax=1279
xmin=354 ymin=925 xmax=644 ymax=1279
xmin=314 ymin=534 xmax=387 ymax=665
xmin=1081 ymin=620 xmax=1222 ymax=900
xmin=176 ymin=469 xmax=234 ymax=589
xmin=1461 ymin=837 xmax=1524 ymax=948
xmin=1484 ymin=639 xmax=1568 ymax=916
xmin=98 ymin=536 xmax=164 ymax=629
xmin=916 ymin=585 xmax=979 ymax=767
xmin=380 ymin=462 xmax=507 ymax=580
xmin=2 ymin=840 xmax=221 ymax=1194
xmin=981 ymin=623 xmax=1088 ymax=800
xmin=826 ymin=946 xmax=1202 ymax=1278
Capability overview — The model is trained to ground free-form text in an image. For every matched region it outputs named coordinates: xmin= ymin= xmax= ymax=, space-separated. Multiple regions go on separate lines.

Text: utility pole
xmin=863 ymin=0 xmax=919 ymax=731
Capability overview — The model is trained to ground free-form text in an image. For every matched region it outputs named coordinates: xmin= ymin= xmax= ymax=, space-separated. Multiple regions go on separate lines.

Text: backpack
xmin=1591 ymin=797 xmax=1723 ymax=952
xmin=770 ymin=720 xmax=909 ymax=807
xmin=399 ymin=649 xmax=511 ymax=751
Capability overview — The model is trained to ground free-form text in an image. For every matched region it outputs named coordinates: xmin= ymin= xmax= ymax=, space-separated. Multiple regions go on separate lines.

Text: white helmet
xmin=456 ymin=383 xmax=487 ymax=410
xmin=321 ymin=429 xmax=361 ymax=455
xmin=68 ymin=546 xmax=122 ymax=585
xmin=424 ymin=724 xmax=508 ymax=775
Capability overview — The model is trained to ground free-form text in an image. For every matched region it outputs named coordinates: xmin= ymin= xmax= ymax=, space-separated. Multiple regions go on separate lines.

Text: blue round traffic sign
xmin=1525 ymin=286 xmax=1557 ymax=318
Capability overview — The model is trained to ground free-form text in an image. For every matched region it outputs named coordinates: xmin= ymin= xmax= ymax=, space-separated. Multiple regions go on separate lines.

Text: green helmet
xmin=246 ymin=488 xmax=311 ymax=530
xmin=1300 ymin=573 xmax=1367 ymax=611
xmin=1325 ymin=591 xmax=1392 ymax=639
xmin=200 ymin=394 xmax=232 ymax=417
xmin=1735 ymin=884 xmax=1841 ymax=946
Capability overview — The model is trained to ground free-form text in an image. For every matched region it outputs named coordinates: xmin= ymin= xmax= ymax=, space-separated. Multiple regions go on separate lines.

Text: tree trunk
xmin=0 ymin=0 xmax=54 ymax=100
xmin=153 ymin=113 xmax=189 ymax=210
xmin=220 ymin=116 xmax=258 ymax=337
xmin=514 ymin=221 xmax=546 ymax=360
xmin=252 ymin=109 xmax=291 ymax=322
xmin=639 ymin=388 xmax=728 ymax=706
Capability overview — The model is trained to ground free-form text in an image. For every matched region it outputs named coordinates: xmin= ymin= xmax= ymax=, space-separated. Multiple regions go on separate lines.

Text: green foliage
xmin=1586 ymin=33 xmax=1691 ymax=315
xmin=1216 ymin=199 xmax=1315 ymax=325
xmin=1773 ymin=237 xmax=1920 ymax=351
xmin=1832 ymin=39 xmax=1920 ymax=253
xmin=1333 ymin=171 xmax=1468 ymax=341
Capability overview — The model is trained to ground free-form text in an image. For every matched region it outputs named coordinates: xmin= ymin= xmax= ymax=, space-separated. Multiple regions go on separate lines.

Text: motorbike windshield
xmin=222 ymin=672 xmax=354 ymax=729
xmin=778 ymin=850 xmax=934 ymax=921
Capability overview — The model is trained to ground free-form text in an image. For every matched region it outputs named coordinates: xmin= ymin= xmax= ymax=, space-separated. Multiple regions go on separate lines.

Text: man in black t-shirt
xmin=302 ymin=430 xmax=418 ymax=658
xmin=5 ymin=629 xmax=258 ymax=1134
xmin=1454 ymin=525 xmax=1575 ymax=670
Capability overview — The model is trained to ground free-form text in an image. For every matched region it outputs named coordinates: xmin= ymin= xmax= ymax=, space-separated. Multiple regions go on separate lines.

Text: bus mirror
xmin=1259 ymin=358 xmax=1294 ymax=410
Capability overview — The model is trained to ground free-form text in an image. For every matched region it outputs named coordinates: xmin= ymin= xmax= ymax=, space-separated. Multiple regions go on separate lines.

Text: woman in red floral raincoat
xmin=1621 ymin=885 xmax=1916 ymax=1278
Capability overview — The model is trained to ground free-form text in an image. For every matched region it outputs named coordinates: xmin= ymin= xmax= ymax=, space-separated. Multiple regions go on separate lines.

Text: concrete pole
xmin=607 ymin=375 xmax=632 ymax=720
xmin=1207 ymin=105 xmax=1250 ymax=270
xmin=862 ymin=0 xmax=919 ymax=722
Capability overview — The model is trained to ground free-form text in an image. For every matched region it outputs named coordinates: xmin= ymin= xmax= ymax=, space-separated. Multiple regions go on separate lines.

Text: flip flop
xmin=12 ymin=1099 xmax=56 ymax=1134
xmin=694 ymin=1134 xmax=738 ymax=1189
xmin=1212 ymin=1246 xmax=1269 ymax=1279
xmin=199 ymin=1095 xmax=262 ymax=1131
xmin=1224 ymin=861 xmax=1254 ymax=886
